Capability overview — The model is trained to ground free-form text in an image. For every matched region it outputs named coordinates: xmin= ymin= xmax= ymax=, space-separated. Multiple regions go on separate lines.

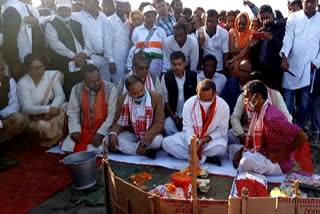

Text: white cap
xmin=115 ymin=0 xmax=128 ymax=2
xmin=143 ymin=5 xmax=157 ymax=15
xmin=56 ymin=0 xmax=72 ymax=8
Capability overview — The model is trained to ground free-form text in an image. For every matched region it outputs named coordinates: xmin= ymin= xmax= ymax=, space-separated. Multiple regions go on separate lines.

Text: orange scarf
xmin=74 ymin=82 xmax=108 ymax=152
xmin=230 ymin=12 xmax=253 ymax=49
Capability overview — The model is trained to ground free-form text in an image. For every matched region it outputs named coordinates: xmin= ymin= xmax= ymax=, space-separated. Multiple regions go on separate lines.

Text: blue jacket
xmin=220 ymin=77 xmax=242 ymax=115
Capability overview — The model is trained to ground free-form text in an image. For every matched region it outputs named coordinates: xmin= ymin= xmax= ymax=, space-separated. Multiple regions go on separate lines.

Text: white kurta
xmin=280 ymin=10 xmax=320 ymax=90
xmin=0 ymin=78 xmax=20 ymax=118
xmin=163 ymin=35 xmax=199 ymax=72
xmin=162 ymin=96 xmax=229 ymax=162
xmin=72 ymin=10 xmax=110 ymax=81
xmin=104 ymin=14 xmax=130 ymax=83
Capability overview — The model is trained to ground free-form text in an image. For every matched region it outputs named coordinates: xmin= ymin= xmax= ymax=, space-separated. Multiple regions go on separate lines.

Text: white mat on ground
xmin=47 ymin=146 xmax=286 ymax=183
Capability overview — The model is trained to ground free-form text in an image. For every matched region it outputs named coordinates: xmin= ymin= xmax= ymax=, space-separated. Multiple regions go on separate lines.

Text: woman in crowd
xmin=227 ymin=12 xmax=254 ymax=76
xmin=17 ymin=54 xmax=67 ymax=147
xmin=129 ymin=9 xmax=143 ymax=32
xmin=189 ymin=14 xmax=202 ymax=38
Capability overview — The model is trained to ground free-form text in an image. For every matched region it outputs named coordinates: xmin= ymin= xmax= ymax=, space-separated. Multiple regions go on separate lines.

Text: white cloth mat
xmin=47 ymin=146 xmax=286 ymax=183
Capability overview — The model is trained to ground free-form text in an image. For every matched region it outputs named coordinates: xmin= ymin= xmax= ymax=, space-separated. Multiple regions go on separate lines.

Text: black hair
xmin=81 ymin=63 xmax=99 ymax=74
xmin=170 ymin=0 xmax=181 ymax=10
xmin=245 ymin=80 xmax=268 ymax=100
xmin=226 ymin=10 xmax=236 ymax=17
xmin=170 ymin=51 xmax=186 ymax=62
xmin=274 ymin=10 xmax=284 ymax=20
xmin=132 ymin=53 xmax=147 ymax=67
xmin=125 ymin=75 xmax=144 ymax=91
xmin=102 ymin=0 xmax=114 ymax=5
xmin=203 ymin=54 xmax=217 ymax=65
xmin=259 ymin=5 xmax=273 ymax=14
xmin=197 ymin=79 xmax=216 ymax=93
xmin=182 ymin=7 xmax=192 ymax=16
xmin=173 ymin=22 xmax=187 ymax=33
xmin=288 ymin=0 xmax=302 ymax=8
xmin=24 ymin=54 xmax=45 ymax=70
xmin=139 ymin=1 xmax=152 ymax=11
xmin=194 ymin=7 xmax=205 ymax=15
xmin=153 ymin=0 xmax=165 ymax=5
xmin=206 ymin=9 xmax=218 ymax=18
xmin=219 ymin=10 xmax=226 ymax=16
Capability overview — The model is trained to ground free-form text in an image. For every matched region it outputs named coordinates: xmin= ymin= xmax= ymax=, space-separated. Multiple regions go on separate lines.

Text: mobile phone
xmin=252 ymin=32 xmax=266 ymax=40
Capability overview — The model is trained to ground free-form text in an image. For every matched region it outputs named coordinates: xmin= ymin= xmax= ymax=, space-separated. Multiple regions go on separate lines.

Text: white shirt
xmin=197 ymin=71 xmax=227 ymax=95
xmin=161 ymin=74 xmax=185 ymax=118
xmin=0 ymin=78 xmax=20 ymax=118
xmin=72 ymin=10 xmax=107 ymax=56
xmin=163 ymin=35 xmax=199 ymax=72
xmin=197 ymin=26 xmax=229 ymax=72
xmin=280 ymin=10 xmax=320 ymax=90
xmin=45 ymin=18 xmax=86 ymax=59
xmin=17 ymin=71 xmax=65 ymax=115
xmin=127 ymin=24 xmax=167 ymax=70
xmin=104 ymin=13 xmax=130 ymax=64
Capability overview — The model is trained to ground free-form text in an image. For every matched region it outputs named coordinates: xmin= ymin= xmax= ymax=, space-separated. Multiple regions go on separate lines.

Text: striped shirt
xmin=155 ymin=14 xmax=176 ymax=37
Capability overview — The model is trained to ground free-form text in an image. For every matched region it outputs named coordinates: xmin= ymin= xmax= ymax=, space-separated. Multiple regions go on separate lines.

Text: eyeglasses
xmin=31 ymin=65 xmax=44 ymax=71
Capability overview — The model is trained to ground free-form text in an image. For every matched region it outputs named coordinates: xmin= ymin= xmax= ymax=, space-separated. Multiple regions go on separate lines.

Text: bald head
xmin=238 ymin=60 xmax=252 ymax=86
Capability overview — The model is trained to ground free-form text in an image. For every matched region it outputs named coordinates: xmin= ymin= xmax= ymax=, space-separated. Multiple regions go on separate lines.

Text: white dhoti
xmin=227 ymin=130 xmax=243 ymax=162
xmin=164 ymin=117 xmax=180 ymax=136
xmin=61 ymin=135 xmax=104 ymax=153
xmin=91 ymin=55 xmax=110 ymax=82
xmin=162 ymin=132 xmax=227 ymax=163
xmin=238 ymin=151 xmax=283 ymax=176
xmin=110 ymin=131 xmax=163 ymax=155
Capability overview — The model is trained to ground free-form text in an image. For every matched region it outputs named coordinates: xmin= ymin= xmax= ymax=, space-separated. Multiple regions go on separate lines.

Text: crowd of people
xmin=0 ymin=0 xmax=319 ymax=176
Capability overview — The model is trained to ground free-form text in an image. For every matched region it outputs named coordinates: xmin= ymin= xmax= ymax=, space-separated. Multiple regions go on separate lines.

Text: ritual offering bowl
xmin=171 ymin=172 xmax=191 ymax=189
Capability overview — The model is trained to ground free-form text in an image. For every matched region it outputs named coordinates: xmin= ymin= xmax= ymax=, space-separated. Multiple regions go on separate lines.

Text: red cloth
xmin=74 ymin=82 xmax=108 ymax=152
xmin=235 ymin=179 xmax=270 ymax=197
xmin=294 ymin=142 xmax=314 ymax=174
xmin=197 ymin=98 xmax=217 ymax=159
xmin=0 ymin=146 xmax=72 ymax=214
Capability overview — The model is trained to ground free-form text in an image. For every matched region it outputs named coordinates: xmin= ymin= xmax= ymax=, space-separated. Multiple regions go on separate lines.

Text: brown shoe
xmin=0 ymin=159 xmax=19 ymax=171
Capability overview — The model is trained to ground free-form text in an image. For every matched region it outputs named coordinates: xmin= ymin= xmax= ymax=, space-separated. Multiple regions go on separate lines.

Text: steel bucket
xmin=63 ymin=151 xmax=97 ymax=190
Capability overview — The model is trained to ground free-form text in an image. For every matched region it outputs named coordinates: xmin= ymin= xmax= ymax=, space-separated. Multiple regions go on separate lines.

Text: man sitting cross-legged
xmin=62 ymin=64 xmax=117 ymax=152
xmin=162 ymin=79 xmax=230 ymax=165
xmin=233 ymin=80 xmax=313 ymax=175
xmin=161 ymin=51 xmax=197 ymax=136
xmin=108 ymin=75 xmax=164 ymax=159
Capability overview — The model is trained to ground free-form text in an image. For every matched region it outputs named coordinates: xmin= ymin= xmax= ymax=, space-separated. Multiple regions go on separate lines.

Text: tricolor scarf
xmin=122 ymin=71 xmax=155 ymax=94
xmin=74 ymin=82 xmax=108 ymax=152
xmin=244 ymin=101 xmax=269 ymax=153
xmin=191 ymin=97 xmax=217 ymax=159
xmin=118 ymin=91 xmax=153 ymax=141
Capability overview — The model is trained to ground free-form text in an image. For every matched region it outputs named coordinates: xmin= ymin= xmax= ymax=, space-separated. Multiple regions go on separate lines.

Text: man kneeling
xmin=233 ymin=80 xmax=313 ymax=175
xmin=62 ymin=64 xmax=117 ymax=152
xmin=162 ymin=79 xmax=230 ymax=164
xmin=108 ymin=75 xmax=164 ymax=158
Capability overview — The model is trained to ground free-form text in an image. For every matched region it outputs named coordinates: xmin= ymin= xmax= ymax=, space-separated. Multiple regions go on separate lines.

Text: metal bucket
xmin=63 ymin=151 xmax=97 ymax=190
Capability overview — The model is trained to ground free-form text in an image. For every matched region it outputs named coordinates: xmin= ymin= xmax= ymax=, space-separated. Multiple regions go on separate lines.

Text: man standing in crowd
xmin=37 ymin=0 xmax=56 ymax=16
xmin=2 ymin=0 xmax=46 ymax=81
xmin=0 ymin=59 xmax=24 ymax=171
xmin=197 ymin=55 xmax=227 ymax=95
xmin=72 ymin=0 xmax=83 ymax=12
xmin=154 ymin=0 xmax=176 ymax=36
xmin=127 ymin=5 xmax=167 ymax=77
xmin=233 ymin=80 xmax=313 ymax=175
xmin=62 ymin=64 xmax=117 ymax=153
xmin=72 ymin=0 xmax=110 ymax=81
xmin=163 ymin=80 xmax=229 ymax=165
xmin=250 ymin=5 xmax=285 ymax=90
xmin=280 ymin=0 xmax=320 ymax=129
xmin=198 ymin=9 xmax=229 ymax=76
xmin=117 ymin=54 xmax=162 ymax=96
xmin=161 ymin=51 xmax=197 ymax=136
xmin=102 ymin=0 xmax=115 ymax=17
xmin=163 ymin=23 xmax=199 ymax=72
xmin=171 ymin=0 xmax=183 ymax=21
xmin=45 ymin=0 xmax=88 ymax=99
xmin=105 ymin=0 xmax=130 ymax=84
xmin=108 ymin=75 xmax=164 ymax=159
